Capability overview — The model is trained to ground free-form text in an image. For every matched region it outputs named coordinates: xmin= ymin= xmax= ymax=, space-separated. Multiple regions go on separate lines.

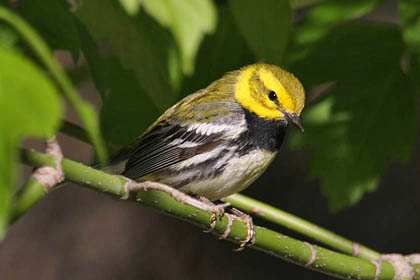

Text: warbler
xmin=106 ymin=63 xmax=305 ymax=202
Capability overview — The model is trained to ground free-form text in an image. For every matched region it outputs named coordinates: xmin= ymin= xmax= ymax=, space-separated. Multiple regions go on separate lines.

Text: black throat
xmin=236 ymin=108 xmax=288 ymax=153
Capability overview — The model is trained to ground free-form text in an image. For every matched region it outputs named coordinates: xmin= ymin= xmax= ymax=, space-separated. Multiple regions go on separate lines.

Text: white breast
xmin=179 ymin=149 xmax=277 ymax=200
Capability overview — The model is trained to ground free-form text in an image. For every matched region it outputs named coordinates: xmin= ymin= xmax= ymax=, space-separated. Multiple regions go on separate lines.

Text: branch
xmin=12 ymin=177 xmax=44 ymax=223
xmin=18 ymin=147 xmax=420 ymax=279
xmin=12 ymin=136 xmax=64 ymax=223
xmin=223 ymin=194 xmax=380 ymax=261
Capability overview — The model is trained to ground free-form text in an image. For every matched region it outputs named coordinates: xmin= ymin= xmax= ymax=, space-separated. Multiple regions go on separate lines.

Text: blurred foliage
xmin=0 ymin=0 xmax=419 ymax=236
xmin=20 ymin=0 xmax=81 ymax=61
xmin=399 ymin=0 xmax=420 ymax=50
xmin=0 ymin=23 xmax=17 ymax=50
xmin=229 ymin=0 xmax=291 ymax=65
xmin=0 ymin=47 xmax=61 ymax=238
xmin=289 ymin=23 xmax=418 ymax=211
xmin=0 ymin=1 xmax=103 ymax=238
xmin=141 ymin=0 xmax=217 ymax=75
xmin=76 ymin=0 xmax=180 ymax=111
xmin=118 ymin=0 xmax=142 ymax=15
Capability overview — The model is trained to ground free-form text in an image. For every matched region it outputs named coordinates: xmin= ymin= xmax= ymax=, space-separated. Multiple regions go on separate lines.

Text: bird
xmin=105 ymin=63 xmax=305 ymax=247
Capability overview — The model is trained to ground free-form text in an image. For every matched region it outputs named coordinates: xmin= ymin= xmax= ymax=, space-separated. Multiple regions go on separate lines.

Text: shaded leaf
xmin=399 ymin=0 xmax=420 ymax=93
xmin=141 ymin=0 xmax=216 ymax=75
xmin=75 ymin=17 xmax=159 ymax=147
xmin=99 ymin=58 xmax=160 ymax=147
xmin=76 ymin=0 xmax=181 ymax=111
xmin=399 ymin=0 xmax=420 ymax=50
xmin=180 ymin=5 xmax=255 ymax=97
xmin=290 ymin=24 xmax=403 ymax=87
xmin=229 ymin=0 xmax=291 ymax=65
xmin=20 ymin=0 xmax=81 ymax=61
xmin=289 ymin=24 xmax=418 ymax=211
xmin=292 ymin=73 xmax=417 ymax=212
xmin=0 ymin=47 xmax=61 ymax=238
xmin=288 ymin=0 xmax=385 ymax=64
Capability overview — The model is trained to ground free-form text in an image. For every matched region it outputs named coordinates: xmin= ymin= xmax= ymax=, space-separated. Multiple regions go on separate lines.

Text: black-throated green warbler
xmin=107 ymin=64 xmax=305 ymax=203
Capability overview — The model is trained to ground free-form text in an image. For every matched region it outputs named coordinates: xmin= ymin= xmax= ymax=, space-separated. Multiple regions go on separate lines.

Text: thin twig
xmin=223 ymin=194 xmax=381 ymax=261
xmin=12 ymin=136 xmax=64 ymax=222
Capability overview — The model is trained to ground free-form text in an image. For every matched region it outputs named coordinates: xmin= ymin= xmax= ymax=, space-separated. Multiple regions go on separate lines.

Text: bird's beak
xmin=285 ymin=112 xmax=304 ymax=132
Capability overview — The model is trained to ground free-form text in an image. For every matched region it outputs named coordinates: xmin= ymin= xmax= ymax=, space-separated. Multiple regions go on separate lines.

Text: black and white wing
xmin=109 ymin=121 xmax=226 ymax=180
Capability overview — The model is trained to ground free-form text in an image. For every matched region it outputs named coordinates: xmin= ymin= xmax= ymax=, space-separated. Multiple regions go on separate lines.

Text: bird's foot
xmin=230 ymin=208 xmax=256 ymax=251
xmin=196 ymin=196 xmax=230 ymax=233
xmin=121 ymin=181 xmax=230 ymax=217
xmin=122 ymin=181 xmax=254 ymax=249
xmin=204 ymin=205 xmax=256 ymax=251
xmin=209 ymin=208 xmax=256 ymax=251
xmin=121 ymin=178 xmax=138 ymax=200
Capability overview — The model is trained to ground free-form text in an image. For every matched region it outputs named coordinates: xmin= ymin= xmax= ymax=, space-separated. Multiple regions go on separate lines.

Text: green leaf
xmin=100 ymin=58 xmax=161 ymax=147
xmin=0 ymin=7 xmax=107 ymax=162
xmin=292 ymin=73 xmax=417 ymax=212
xmin=20 ymin=0 xmax=81 ymax=61
xmin=229 ymin=0 xmax=291 ymax=65
xmin=0 ymin=47 xmax=61 ymax=238
xmin=180 ymin=5 xmax=255 ymax=97
xmin=288 ymin=0 xmax=385 ymax=64
xmin=399 ymin=0 xmax=420 ymax=93
xmin=0 ymin=23 xmax=18 ymax=50
xmin=0 ymin=49 xmax=61 ymax=140
xmin=399 ymin=0 xmax=420 ymax=50
xmin=290 ymin=24 xmax=403 ymax=87
xmin=119 ymin=0 xmax=141 ymax=15
xmin=0 ymin=137 xmax=15 ymax=240
xmin=76 ymin=0 xmax=181 ymax=111
xmin=75 ymin=17 xmax=159 ymax=147
xmin=289 ymin=24 xmax=418 ymax=211
xmin=141 ymin=0 xmax=217 ymax=75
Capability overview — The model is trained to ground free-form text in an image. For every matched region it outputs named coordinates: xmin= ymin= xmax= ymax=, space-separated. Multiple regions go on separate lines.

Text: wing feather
xmin=106 ymin=100 xmax=244 ymax=181
xmin=116 ymin=121 xmax=224 ymax=180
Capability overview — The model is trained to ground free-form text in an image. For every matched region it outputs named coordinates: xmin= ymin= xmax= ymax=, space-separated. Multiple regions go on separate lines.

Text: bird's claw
xmin=203 ymin=203 xmax=229 ymax=233
xmin=231 ymin=208 xmax=256 ymax=251
xmin=219 ymin=213 xmax=235 ymax=239
xmin=205 ymin=207 xmax=256 ymax=251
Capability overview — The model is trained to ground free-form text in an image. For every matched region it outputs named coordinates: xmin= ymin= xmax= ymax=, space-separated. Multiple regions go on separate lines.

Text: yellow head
xmin=235 ymin=64 xmax=305 ymax=130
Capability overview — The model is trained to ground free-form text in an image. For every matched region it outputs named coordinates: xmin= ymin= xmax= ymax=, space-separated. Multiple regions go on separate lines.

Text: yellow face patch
xmin=235 ymin=66 xmax=283 ymax=119
xmin=234 ymin=64 xmax=304 ymax=120
xmin=258 ymin=68 xmax=295 ymax=112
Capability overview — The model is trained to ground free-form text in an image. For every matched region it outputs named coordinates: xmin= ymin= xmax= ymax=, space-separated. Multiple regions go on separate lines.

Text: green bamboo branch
xmin=0 ymin=7 xmax=107 ymax=162
xmin=223 ymin=194 xmax=380 ymax=261
xmin=18 ymin=147 xmax=408 ymax=280
xmin=11 ymin=177 xmax=44 ymax=223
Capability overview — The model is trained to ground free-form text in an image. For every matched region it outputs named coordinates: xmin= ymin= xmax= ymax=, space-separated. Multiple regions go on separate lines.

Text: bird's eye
xmin=268 ymin=90 xmax=277 ymax=101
